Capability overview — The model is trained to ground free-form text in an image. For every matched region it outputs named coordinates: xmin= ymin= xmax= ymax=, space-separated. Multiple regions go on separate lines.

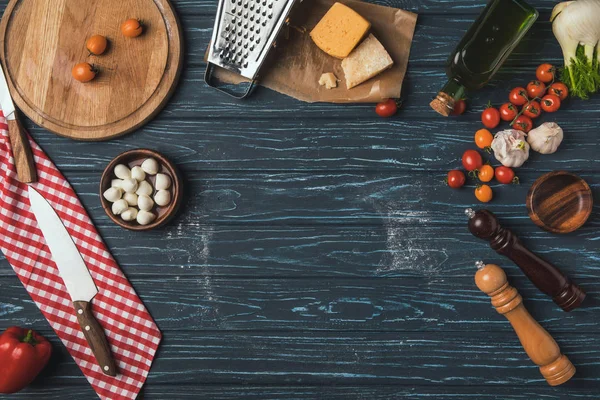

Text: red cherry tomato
xmin=495 ymin=166 xmax=518 ymax=184
xmin=499 ymin=103 xmax=518 ymax=121
xmin=481 ymin=106 xmax=500 ymax=129
xmin=452 ymin=99 xmax=466 ymax=115
xmin=375 ymin=99 xmax=398 ymax=117
xmin=536 ymin=63 xmax=555 ymax=83
xmin=512 ymin=115 xmax=533 ymax=133
xmin=548 ymin=82 xmax=568 ymax=100
xmin=462 ymin=149 xmax=483 ymax=172
xmin=509 ymin=87 xmax=529 ymax=106
xmin=523 ymin=101 xmax=542 ymax=119
xmin=526 ymin=80 xmax=546 ymax=98
xmin=446 ymin=170 xmax=466 ymax=189
xmin=540 ymin=95 xmax=561 ymax=113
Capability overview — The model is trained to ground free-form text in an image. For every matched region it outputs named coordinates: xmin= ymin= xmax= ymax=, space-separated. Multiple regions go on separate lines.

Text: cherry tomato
xmin=512 ymin=115 xmax=533 ymax=133
xmin=121 ymin=19 xmax=143 ymax=37
xmin=86 ymin=35 xmax=107 ymax=55
xmin=446 ymin=170 xmax=466 ymax=189
xmin=481 ymin=106 xmax=500 ymax=129
xmin=475 ymin=185 xmax=493 ymax=203
xmin=462 ymin=149 xmax=483 ymax=172
xmin=452 ymin=99 xmax=466 ymax=115
xmin=375 ymin=99 xmax=398 ymax=117
xmin=478 ymin=165 xmax=494 ymax=183
xmin=523 ymin=101 xmax=542 ymax=119
xmin=536 ymin=63 xmax=556 ymax=83
xmin=509 ymin=87 xmax=529 ymax=106
xmin=526 ymin=80 xmax=546 ymax=98
xmin=474 ymin=129 xmax=493 ymax=149
xmin=540 ymin=94 xmax=561 ymax=113
xmin=71 ymin=62 xmax=97 ymax=82
xmin=495 ymin=166 xmax=518 ymax=184
xmin=548 ymin=82 xmax=568 ymax=101
xmin=499 ymin=103 xmax=517 ymax=122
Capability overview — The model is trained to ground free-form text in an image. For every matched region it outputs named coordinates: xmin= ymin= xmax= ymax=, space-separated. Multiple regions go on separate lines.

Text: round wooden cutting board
xmin=0 ymin=0 xmax=182 ymax=140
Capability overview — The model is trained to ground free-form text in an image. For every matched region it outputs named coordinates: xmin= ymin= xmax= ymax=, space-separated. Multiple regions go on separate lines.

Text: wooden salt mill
xmin=466 ymin=208 xmax=585 ymax=312
xmin=475 ymin=261 xmax=576 ymax=386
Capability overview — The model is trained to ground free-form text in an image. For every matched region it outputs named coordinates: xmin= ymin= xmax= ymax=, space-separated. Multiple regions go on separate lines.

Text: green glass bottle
xmin=430 ymin=0 xmax=538 ymax=116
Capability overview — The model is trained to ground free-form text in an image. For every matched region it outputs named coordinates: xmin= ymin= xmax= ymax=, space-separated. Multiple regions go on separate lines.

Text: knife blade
xmin=0 ymin=60 xmax=36 ymax=182
xmin=28 ymin=186 xmax=117 ymax=376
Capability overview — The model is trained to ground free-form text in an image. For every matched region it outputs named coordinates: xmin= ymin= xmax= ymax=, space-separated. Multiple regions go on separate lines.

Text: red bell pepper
xmin=0 ymin=327 xmax=52 ymax=394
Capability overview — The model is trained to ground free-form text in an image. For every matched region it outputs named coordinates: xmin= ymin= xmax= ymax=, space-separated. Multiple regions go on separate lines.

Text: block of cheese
xmin=341 ymin=34 xmax=394 ymax=89
xmin=310 ymin=2 xmax=371 ymax=59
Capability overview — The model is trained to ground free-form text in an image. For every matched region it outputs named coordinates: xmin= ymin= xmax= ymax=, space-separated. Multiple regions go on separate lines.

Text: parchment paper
xmin=208 ymin=0 xmax=418 ymax=103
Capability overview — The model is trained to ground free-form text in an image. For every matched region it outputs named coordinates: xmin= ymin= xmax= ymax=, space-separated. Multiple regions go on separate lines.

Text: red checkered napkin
xmin=0 ymin=113 xmax=161 ymax=400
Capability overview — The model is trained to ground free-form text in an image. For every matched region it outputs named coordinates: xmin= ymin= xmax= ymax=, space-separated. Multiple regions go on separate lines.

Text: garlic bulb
xmin=154 ymin=190 xmax=171 ymax=206
xmin=141 ymin=158 xmax=159 ymax=175
xmin=121 ymin=207 xmax=138 ymax=222
xmin=114 ymin=164 xmax=131 ymax=179
xmin=491 ymin=130 xmax=530 ymax=168
xmin=131 ymin=166 xmax=146 ymax=182
xmin=121 ymin=178 xmax=138 ymax=194
xmin=136 ymin=180 xmax=153 ymax=196
xmin=155 ymin=173 xmax=171 ymax=190
xmin=103 ymin=187 xmax=123 ymax=202
xmin=137 ymin=210 xmax=156 ymax=226
xmin=111 ymin=179 xmax=123 ymax=189
xmin=123 ymin=192 xmax=138 ymax=206
xmin=138 ymin=195 xmax=154 ymax=211
xmin=527 ymin=122 xmax=563 ymax=154
xmin=112 ymin=199 xmax=129 ymax=215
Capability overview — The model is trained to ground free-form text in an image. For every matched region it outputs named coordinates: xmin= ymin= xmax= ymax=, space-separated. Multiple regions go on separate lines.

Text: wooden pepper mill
xmin=466 ymin=208 xmax=585 ymax=312
xmin=475 ymin=261 xmax=576 ymax=386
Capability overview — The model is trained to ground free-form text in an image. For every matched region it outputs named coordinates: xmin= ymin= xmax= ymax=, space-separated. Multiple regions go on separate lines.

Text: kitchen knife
xmin=0 ymin=59 xmax=36 ymax=183
xmin=28 ymin=186 xmax=117 ymax=376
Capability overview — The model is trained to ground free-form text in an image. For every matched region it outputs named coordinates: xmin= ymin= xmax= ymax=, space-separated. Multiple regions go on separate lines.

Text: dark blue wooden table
xmin=1 ymin=0 xmax=599 ymax=398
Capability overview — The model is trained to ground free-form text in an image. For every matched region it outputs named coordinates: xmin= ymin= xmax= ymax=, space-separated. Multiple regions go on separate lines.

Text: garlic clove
xmin=114 ymin=164 xmax=131 ymax=179
xmin=103 ymin=187 xmax=123 ymax=202
xmin=111 ymin=199 xmax=129 ymax=215
xmin=111 ymin=179 xmax=123 ymax=189
xmin=123 ymin=192 xmax=138 ymax=206
xmin=121 ymin=178 xmax=139 ymax=194
xmin=155 ymin=173 xmax=172 ymax=190
xmin=137 ymin=210 xmax=156 ymax=226
xmin=121 ymin=207 xmax=138 ymax=222
xmin=131 ymin=166 xmax=146 ymax=182
xmin=141 ymin=158 xmax=159 ymax=175
xmin=138 ymin=194 xmax=154 ymax=211
xmin=136 ymin=180 xmax=153 ymax=196
xmin=154 ymin=189 xmax=171 ymax=206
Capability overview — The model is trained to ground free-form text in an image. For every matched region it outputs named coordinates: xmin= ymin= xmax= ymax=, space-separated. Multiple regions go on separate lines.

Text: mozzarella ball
xmin=138 ymin=194 xmax=154 ymax=211
xmin=141 ymin=158 xmax=159 ymax=175
xmin=121 ymin=207 xmax=138 ymax=222
xmin=114 ymin=164 xmax=131 ymax=179
xmin=103 ymin=187 xmax=123 ymax=202
xmin=121 ymin=178 xmax=138 ymax=194
xmin=131 ymin=166 xmax=146 ymax=182
xmin=137 ymin=210 xmax=156 ymax=226
xmin=136 ymin=180 xmax=153 ymax=196
xmin=154 ymin=190 xmax=171 ymax=206
xmin=111 ymin=199 xmax=129 ymax=215
xmin=155 ymin=173 xmax=171 ymax=190
xmin=123 ymin=192 xmax=138 ymax=206
xmin=111 ymin=179 xmax=123 ymax=189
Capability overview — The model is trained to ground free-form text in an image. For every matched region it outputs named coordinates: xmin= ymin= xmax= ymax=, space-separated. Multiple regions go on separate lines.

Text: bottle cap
xmin=430 ymin=92 xmax=455 ymax=117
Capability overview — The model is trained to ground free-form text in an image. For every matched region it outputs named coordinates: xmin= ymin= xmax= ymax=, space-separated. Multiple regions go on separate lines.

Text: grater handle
xmin=204 ymin=62 xmax=255 ymax=99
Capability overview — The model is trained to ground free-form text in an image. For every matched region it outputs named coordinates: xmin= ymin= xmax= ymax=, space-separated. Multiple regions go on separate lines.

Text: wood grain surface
xmin=0 ymin=0 xmax=182 ymax=140
xmin=0 ymin=0 xmax=599 ymax=399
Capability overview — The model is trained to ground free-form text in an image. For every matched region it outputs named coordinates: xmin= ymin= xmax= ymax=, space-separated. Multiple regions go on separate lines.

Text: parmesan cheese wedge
xmin=341 ymin=34 xmax=394 ymax=89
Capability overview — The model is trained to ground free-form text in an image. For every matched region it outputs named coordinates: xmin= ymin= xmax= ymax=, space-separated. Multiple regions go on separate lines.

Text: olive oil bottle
xmin=430 ymin=0 xmax=538 ymax=116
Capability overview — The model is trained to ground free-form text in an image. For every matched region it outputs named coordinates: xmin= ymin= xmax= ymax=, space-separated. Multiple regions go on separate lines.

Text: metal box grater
xmin=205 ymin=0 xmax=298 ymax=98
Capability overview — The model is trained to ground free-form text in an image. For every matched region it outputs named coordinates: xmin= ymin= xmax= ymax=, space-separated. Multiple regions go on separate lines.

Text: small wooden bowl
xmin=526 ymin=171 xmax=593 ymax=234
xmin=100 ymin=149 xmax=183 ymax=231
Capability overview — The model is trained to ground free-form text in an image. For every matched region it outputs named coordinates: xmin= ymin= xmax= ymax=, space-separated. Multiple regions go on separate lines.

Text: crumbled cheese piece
xmin=318 ymin=72 xmax=338 ymax=89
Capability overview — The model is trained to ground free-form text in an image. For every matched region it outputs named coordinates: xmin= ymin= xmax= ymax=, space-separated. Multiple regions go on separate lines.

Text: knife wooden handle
xmin=7 ymin=113 xmax=36 ymax=183
xmin=74 ymin=300 xmax=118 ymax=377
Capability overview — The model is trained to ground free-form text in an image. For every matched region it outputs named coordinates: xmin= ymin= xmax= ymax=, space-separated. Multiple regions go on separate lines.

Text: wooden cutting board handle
xmin=475 ymin=262 xmax=576 ymax=386
xmin=7 ymin=112 xmax=36 ymax=183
